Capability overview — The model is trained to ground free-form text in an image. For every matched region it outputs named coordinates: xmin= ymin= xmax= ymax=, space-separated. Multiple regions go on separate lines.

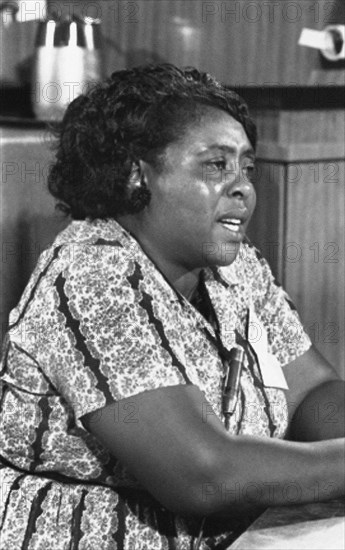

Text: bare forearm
xmin=83 ymin=385 xmax=344 ymax=518
xmin=288 ymin=380 xmax=345 ymax=441
xmin=197 ymin=435 xmax=345 ymax=516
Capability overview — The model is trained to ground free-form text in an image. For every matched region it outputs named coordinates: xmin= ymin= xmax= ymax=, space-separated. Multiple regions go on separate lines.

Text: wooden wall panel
xmin=1 ymin=0 xmax=344 ymax=88
xmin=284 ymin=161 xmax=345 ymax=374
xmin=0 ymin=127 xmax=69 ymax=335
xmin=247 ymin=161 xmax=286 ymax=281
xmin=99 ymin=0 xmax=345 ymax=85
xmin=254 ymin=110 xmax=345 ymax=144
xmin=248 ymin=101 xmax=344 ymax=377
xmin=249 ymin=158 xmax=345 ymax=377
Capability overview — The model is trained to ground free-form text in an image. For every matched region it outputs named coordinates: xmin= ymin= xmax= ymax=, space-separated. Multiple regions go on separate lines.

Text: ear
xmin=127 ymin=162 xmax=142 ymax=191
xmin=127 ymin=160 xmax=152 ymax=190
xmin=126 ymin=161 xmax=152 ymax=213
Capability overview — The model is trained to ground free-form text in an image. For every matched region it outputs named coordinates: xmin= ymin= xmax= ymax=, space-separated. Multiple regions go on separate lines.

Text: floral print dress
xmin=0 ymin=219 xmax=311 ymax=549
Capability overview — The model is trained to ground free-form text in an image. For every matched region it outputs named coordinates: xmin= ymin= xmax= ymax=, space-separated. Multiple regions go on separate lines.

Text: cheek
xmin=244 ymin=192 xmax=257 ymax=230
xmin=250 ymin=188 xmax=257 ymax=212
xmin=174 ymin=184 xmax=216 ymax=217
xmin=247 ymin=186 xmax=257 ymax=214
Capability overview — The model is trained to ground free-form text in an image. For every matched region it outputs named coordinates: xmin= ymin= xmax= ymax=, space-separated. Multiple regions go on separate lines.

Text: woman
xmin=0 ymin=64 xmax=344 ymax=550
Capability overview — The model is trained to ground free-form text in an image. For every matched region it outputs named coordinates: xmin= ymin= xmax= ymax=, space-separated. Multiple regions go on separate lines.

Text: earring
xmin=128 ymin=174 xmax=151 ymax=213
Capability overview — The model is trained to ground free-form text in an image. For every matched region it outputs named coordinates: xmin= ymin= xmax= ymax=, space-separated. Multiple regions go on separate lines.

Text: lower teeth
xmin=224 ymin=224 xmax=239 ymax=231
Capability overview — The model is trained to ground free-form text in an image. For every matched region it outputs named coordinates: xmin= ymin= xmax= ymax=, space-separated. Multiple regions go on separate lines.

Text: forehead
xmin=167 ymin=108 xmax=252 ymax=157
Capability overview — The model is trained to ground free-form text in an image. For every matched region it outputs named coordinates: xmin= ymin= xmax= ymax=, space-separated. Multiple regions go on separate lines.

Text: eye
xmin=205 ymin=159 xmax=226 ymax=171
xmin=242 ymin=162 xmax=256 ymax=183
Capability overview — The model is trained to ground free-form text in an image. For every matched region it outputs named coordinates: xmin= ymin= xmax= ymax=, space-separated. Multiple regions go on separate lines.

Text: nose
xmin=225 ymin=172 xmax=255 ymax=202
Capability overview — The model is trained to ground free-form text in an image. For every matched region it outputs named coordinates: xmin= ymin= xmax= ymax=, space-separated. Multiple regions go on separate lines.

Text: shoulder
xmin=50 ymin=219 xmax=143 ymax=284
xmin=9 ymin=219 xmax=145 ymax=326
xmin=49 ymin=222 xmax=151 ymax=317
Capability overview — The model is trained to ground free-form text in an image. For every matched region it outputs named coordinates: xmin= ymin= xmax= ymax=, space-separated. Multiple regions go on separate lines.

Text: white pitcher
xmin=32 ymin=14 xmax=104 ymax=120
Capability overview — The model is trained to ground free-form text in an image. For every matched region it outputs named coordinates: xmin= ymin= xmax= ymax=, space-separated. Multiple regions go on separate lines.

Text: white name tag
xmin=248 ymin=307 xmax=289 ymax=390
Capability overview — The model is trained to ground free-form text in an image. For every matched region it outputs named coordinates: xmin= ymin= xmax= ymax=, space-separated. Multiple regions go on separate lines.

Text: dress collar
xmin=57 ymin=218 xmax=242 ymax=290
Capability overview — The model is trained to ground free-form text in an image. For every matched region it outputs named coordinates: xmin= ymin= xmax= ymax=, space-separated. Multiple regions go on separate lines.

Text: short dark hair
xmin=48 ymin=64 xmax=257 ymax=220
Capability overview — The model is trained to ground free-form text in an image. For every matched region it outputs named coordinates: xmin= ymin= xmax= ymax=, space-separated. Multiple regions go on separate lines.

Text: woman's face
xmin=138 ymin=108 xmax=257 ymax=271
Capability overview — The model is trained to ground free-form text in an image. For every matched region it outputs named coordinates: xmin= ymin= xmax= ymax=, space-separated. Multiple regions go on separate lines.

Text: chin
xmin=201 ymin=241 xmax=240 ymax=267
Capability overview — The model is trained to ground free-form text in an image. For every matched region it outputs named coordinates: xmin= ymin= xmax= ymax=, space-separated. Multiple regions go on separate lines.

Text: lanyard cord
xmin=190 ymin=272 xmax=233 ymax=362
xmin=192 ymin=275 xmax=245 ymax=424
xmin=195 ymin=282 xmax=275 ymax=434
xmin=190 ymin=278 xmax=277 ymax=547
xmin=190 ymin=275 xmax=246 ymax=550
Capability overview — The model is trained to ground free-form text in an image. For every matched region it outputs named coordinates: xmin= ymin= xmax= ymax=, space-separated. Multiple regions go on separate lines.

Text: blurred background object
xmin=1 ymin=1 xmax=104 ymax=116
xmin=299 ymin=24 xmax=345 ymax=62
xmin=1 ymin=0 xmax=46 ymax=25
xmin=1 ymin=0 xmax=344 ymax=94
xmin=0 ymin=1 xmax=46 ymax=88
xmin=32 ymin=13 xmax=103 ymax=119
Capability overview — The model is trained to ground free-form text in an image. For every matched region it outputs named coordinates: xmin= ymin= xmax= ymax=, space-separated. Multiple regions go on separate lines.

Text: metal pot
xmin=32 ymin=14 xmax=104 ymax=120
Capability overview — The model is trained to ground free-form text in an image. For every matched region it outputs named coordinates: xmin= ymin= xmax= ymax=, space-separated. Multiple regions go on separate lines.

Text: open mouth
xmin=218 ymin=218 xmax=243 ymax=233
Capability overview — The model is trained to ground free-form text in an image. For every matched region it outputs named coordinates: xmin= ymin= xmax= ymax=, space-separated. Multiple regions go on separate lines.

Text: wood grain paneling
xmin=256 ymin=141 xmax=345 ymax=162
xmin=100 ymin=0 xmax=345 ymax=85
xmin=1 ymin=0 xmax=344 ymax=87
xmin=254 ymin=109 xmax=345 ymax=144
xmin=284 ymin=161 xmax=345 ymax=374
xmin=247 ymin=161 xmax=286 ymax=281
xmin=0 ymin=127 xmax=69 ymax=335
xmin=249 ymin=154 xmax=345 ymax=377
xmin=248 ymin=98 xmax=344 ymax=376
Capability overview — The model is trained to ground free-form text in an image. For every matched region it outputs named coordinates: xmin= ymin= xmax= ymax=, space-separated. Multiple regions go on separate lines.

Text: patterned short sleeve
xmin=37 ymin=245 xmax=186 ymax=419
xmin=247 ymin=247 xmax=312 ymax=367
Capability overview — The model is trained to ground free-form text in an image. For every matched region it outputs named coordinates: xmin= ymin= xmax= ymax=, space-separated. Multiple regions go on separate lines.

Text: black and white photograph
xmin=1 ymin=1 xmax=344 ymax=548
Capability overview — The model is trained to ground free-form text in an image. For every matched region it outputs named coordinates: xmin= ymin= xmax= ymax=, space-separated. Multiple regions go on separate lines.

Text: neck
xmin=170 ymin=269 xmax=202 ymax=301
xmin=117 ymin=215 xmax=202 ymax=301
xmin=140 ymin=238 xmax=202 ymax=301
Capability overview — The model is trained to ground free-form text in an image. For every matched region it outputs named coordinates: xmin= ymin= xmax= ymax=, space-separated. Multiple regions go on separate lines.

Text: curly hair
xmin=48 ymin=64 xmax=257 ymax=220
